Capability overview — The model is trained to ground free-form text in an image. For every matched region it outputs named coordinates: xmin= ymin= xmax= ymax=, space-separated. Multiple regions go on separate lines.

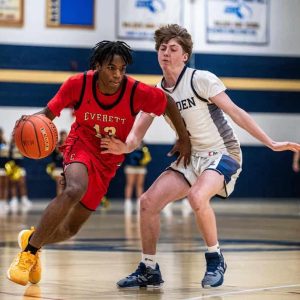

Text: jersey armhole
xmin=191 ymin=69 xmax=209 ymax=103
xmin=74 ymin=71 xmax=87 ymax=110
xmin=130 ymin=81 xmax=140 ymax=116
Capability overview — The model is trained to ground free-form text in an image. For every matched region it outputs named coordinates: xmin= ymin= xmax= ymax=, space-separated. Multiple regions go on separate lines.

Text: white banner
xmin=117 ymin=0 xmax=183 ymax=40
xmin=0 ymin=0 xmax=23 ymax=27
xmin=206 ymin=0 xmax=269 ymax=44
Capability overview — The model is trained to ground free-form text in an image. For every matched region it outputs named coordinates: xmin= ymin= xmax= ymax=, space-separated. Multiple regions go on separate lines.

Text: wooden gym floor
xmin=0 ymin=198 xmax=299 ymax=300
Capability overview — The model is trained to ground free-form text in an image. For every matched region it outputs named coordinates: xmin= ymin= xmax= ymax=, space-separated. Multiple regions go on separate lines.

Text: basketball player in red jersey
xmin=7 ymin=40 xmax=191 ymax=286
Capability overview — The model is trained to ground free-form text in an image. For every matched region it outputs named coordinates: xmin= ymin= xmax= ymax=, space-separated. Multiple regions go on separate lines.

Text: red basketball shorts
xmin=62 ymin=137 xmax=122 ymax=210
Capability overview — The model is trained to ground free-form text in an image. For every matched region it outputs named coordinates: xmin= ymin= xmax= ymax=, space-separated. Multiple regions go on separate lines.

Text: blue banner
xmin=47 ymin=0 xmax=94 ymax=28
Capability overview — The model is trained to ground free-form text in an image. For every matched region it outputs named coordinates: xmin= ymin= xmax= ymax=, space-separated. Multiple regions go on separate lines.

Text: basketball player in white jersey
xmin=103 ymin=24 xmax=300 ymax=289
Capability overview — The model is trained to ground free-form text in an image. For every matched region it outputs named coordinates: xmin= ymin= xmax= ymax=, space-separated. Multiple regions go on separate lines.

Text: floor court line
xmin=0 ymin=200 xmax=299 ymax=299
xmin=185 ymin=284 xmax=300 ymax=300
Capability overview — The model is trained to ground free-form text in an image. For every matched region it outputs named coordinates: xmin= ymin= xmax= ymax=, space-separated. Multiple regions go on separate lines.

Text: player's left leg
xmin=44 ymin=202 xmax=93 ymax=244
xmin=188 ymin=170 xmax=226 ymax=288
xmin=7 ymin=162 xmax=88 ymax=286
xmin=13 ymin=202 xmax=92 ymax=285
xmin=189 ymin=170 xmax=223 ymax=246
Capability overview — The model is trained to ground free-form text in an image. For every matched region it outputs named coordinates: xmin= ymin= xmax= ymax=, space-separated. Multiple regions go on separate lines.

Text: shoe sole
xmin=117 ymin=283 xmax=164 ymax=289
xmin=202 ymin=263 xmax=227 ymax=288
xmin=202 ymin=278 xmax=224 ymax=288
xmin=6 ymin=270 xmax=27 ymax=286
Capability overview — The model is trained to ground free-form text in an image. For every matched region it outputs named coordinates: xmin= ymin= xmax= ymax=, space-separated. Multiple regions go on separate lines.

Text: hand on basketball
xmin=12 ymin=115 xmax=30 ymax=136
xmin=16 ymin=115 xmax=30 ymax=125
xmin=270 ymin=141 xmax=300 ymax=152
xmin=14 ymin=115 xmax=58 ymax=159
xmin=168 ymin=138 xmax=191 ymax=167
xmin=101 ymin=136 xmax=127 ymax=155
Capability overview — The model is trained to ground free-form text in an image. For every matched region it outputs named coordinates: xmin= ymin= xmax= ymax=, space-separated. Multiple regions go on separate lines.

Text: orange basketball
xmin=14 ymin=114 xmax=58 ymax=159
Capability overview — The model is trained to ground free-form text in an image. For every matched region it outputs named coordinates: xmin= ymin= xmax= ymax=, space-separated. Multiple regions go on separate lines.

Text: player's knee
xmin=62 ymin=184 xmax=86 ymax=204
xmin=187 ymin=190 xmax=209 ymax=211
xmin=140 ymin=193 xmax=159 ymax=214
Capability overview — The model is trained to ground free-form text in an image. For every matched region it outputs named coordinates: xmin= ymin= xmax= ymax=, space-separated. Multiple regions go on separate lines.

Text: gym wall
xmin=0 ymin=0 xmax=299 ymax=199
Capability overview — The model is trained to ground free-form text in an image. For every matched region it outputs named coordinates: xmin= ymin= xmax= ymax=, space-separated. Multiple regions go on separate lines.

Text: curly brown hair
xmin=154 ymin=24 xmax=193 ymax=60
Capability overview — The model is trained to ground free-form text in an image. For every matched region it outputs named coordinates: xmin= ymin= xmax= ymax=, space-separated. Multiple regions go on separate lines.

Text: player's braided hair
xmin=90 ymin=40 xmax=133 ymax=69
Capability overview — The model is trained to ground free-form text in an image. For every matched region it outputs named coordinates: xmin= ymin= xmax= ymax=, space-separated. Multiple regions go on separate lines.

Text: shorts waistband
xmin=192 ymin=151 xmax=222 ymax=157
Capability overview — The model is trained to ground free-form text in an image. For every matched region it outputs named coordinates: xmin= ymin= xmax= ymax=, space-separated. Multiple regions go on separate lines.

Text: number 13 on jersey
xmin=94 ymin=124 xmax=116 ymax=138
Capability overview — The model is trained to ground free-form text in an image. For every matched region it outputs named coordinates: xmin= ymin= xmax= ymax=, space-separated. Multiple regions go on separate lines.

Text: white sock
xmin=21 ymin=195 xmax=28 ymax=201
xmin=206 ymin=243 xmax=220 ymax=254
xmin=0 ymin=200 xmax=6 ymax=207
xmin=125 ymin=198 xmax=132 ymax=202
xmin=142 ymin=253 xmax=156 ymax=269
xmin=10 ymin=197 xmax=18 ymax=203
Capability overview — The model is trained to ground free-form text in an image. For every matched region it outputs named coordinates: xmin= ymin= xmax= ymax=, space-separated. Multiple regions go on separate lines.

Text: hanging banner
xmin=47 ymin=0 xmax=94 ymax=29
xmin=0 ymin=0 xmax=23 ymax=27
xmin=206 ymin=0 xmax=269 ymax=44
xmin=117 ymin=0 xmax=183 ymax=40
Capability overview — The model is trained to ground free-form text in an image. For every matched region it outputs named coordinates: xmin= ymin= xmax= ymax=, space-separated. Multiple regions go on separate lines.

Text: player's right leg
xmin=117 ymin=170 xmax=189 ymax=288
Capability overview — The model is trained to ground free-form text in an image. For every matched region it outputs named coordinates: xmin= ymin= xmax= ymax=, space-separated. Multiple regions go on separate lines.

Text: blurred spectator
xmin=0 ymin=128 xmax=9 ymax=214
xmin=123 ymin=141 xmax=151 ymax=214
xmin=7 ymin=136 xmax=32 ymax=212
xmin=46 ymin=130 xmax=67 ymax=195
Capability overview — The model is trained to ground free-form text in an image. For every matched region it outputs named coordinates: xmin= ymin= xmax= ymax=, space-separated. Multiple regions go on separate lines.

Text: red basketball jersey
xmin=48 ymin=70 xmax=167 ymax=164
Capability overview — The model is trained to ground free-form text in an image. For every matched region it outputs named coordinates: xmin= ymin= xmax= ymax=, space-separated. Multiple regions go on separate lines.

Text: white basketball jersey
xmin=157 ymin=66 xmax=241 ymax=162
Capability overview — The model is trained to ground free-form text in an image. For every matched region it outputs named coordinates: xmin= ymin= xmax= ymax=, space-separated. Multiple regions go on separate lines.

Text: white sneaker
xmin=0 ymin=201 xmax=9 ymax=215
xmin=9 ymin=198 xmax=19 ymax=213
xmin=181 ymin=198 xmax=193 ymax=217
xmin=21 ymin=196 xmax=32 ymax=209
xmin=162 ymin=203 xmax=173 ymax=217
xmin=124 ymin=200 xmax=133 ymax=216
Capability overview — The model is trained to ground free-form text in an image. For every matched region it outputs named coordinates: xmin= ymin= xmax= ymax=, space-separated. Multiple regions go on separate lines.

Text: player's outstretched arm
xmin=101 ymin=112 xmax=154 ymax=155
xmin=211 ymin=91 xmax=300 ymax=153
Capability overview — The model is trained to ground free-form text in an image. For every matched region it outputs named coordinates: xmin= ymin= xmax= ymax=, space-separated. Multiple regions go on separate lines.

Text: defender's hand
xmin=270 ymin=141 xmax=300 ymax=152
xmin=168 ymin=137 xmax=191 ymax=167
xmin=101 ymin=136 xmax=127 ymax=155
xmin=292 ymin=162 xmax=299 ymax=173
